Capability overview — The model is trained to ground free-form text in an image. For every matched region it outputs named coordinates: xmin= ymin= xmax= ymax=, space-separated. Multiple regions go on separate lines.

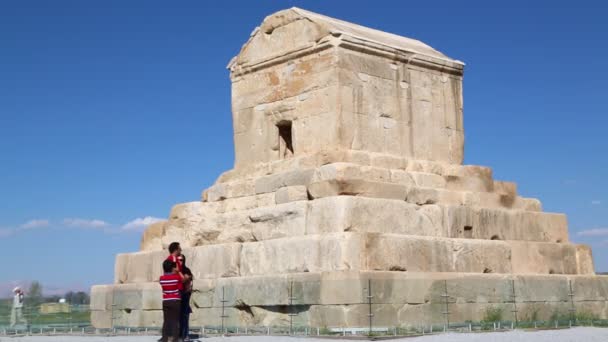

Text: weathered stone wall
xmin=91 ymin=272 xmax=608 ymax=328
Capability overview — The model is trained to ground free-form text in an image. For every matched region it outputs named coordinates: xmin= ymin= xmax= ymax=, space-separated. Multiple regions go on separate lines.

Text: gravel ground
xmin=3 ymin=328 xmax=608 ymax=341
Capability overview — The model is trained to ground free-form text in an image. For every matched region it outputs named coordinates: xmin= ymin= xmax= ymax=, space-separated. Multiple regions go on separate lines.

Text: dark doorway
xmin=277 ymin=121 xmax=293 ymax=158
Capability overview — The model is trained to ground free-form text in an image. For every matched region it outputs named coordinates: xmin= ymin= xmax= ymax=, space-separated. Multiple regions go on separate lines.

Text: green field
xmin=0 ymin=299 xmax=90 ymax=327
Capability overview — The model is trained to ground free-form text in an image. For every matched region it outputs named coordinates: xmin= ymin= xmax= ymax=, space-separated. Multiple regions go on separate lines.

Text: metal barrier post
xmin=366 ymin=279 xmax=373 ymax=336
xmin=220 ymin=286 xmax=228 ymax=334
xmin=511 ymin=279 xmax=518 ymax=326
xmin=441 ymin=280 xmax=450 ymax=331
xmin=568 ymin=280 xmax=576 ymax=324
xmin=288 ymin=280 xmax=298 ymax=335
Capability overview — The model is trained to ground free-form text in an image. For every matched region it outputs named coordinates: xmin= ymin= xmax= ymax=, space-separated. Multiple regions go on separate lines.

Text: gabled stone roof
xmin=229 ymin=7 xmax=463 ymax=74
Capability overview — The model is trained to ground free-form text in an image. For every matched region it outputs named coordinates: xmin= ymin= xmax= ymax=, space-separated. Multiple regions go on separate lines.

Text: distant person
xmin=179 ymin=255 xmax=193 ymax=341
xmin=159 ymin=259 xmax=184 ymax=342
xmin=11 ymin=286 xmax=26 ymax=327
xmin=166 ymin=242 xmax=183 ymax=273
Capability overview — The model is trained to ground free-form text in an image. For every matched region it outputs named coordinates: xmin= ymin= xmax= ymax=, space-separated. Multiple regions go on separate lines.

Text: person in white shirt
xmin=11 ymin=286 xmax=27 ymax=327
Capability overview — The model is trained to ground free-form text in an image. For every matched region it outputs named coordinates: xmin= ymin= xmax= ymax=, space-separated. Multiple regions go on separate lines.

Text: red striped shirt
xmin=159 ymin=273 xmax=183 ymax=301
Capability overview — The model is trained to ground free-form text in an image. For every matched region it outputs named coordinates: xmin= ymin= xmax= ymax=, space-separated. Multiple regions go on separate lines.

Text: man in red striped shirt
xmin=160 ymin=259 xmax=184 ymax=342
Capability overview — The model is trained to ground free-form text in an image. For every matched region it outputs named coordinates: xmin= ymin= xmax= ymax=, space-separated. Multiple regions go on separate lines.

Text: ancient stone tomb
xmin=91 ymin=8 xmax=607 ymax=328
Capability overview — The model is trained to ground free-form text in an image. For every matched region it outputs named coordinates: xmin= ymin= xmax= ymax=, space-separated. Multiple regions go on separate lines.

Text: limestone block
xmin=308 ymin=179 xmax=408 ymax=200
xmin=494 ymin=181 xmax=517 ymax=196
xmin=389 ymin=169 xmax=416 ymax=186
xmin=338 ymin=71 xmax=407 ymax=119
xmin=112 ymin=283 xmax=162 ymax=311
xmin=311 ymin=163 xmax=391 ymax=184
xmin=406 ymin=159 xmax=445 ymax=175
xmin=365 ymin=275 xmax=435 ymax=305
xmin=513 ymin=275 xmax=569 ymax=302
xmin=293 ymin=112 xmax=341 ymax=155
xmin=90 ymin=310 xmax=112 ymax=329
xmin=114 ymin=254 xmax=129 ymax=284
xmin=188 ymin=243 xmax=242 ymax=279
xmin=311 ymin=272 xmax=366 ymax=306
xmin=112 ymin=309 xmax=163 ymax=328
xmin=517 ymin=197 xmax=543 ymax=212
xmin=190 ymin=279 xmax=216 ymax=308
xmin=570 ymin=276 xmax=608 ymax=300
xmin=423 ymin=275 xmax=512 ymax=305
xmin=209 ymin=210 xmax=251 ymax=243
xmin=254 ymin=169 xmax=315 ymax=194
xmin=216 ymin=193 xmax=275 ymax=213
xmin=307 ymin=304 xmax=367 ymax=328
xmin=160 ymin=224 xmax=194 ymax=250
xmin=306 ymin=197 xmax=446 ymax=237
xmin=90 ymin=285 xmax=113 ymax=311
xmin=444 ymin=206 xmax=569 ymax=243
xmin=190 ymin=307 xmax=244 ymax=327
xmin=204 ymin=181 xmax=255 ymax=202
xmin=338 ymin=49 xmax=400 ymax=81
xmin=410 ymin=172 xmax=447 ymax=188
xmin=214 ymin=273 xmax=322 ymax=307
xmin=576 ymin=244 xmax=595 ymax=274
xmin=239 ymin=233 xmax=364 ymax=276
xmin=275 ymin=185 xmax=308 ymax=204
xmin=405 ymin=187 xmax=441 ymax=205
xmin=119 ymin=250 xmax=166 ymax=284
xmin=365 ymin=234 xmax=512 ymax=274
xmin=302 ymin=149 xmax=370 ymax=167
xmin=396 ymin=303 xmax=447 ymax=325
xmin=370 ymin=154 xmax=406 ymax=169
xmin=443 ymin=165 xmax=493 ymax=192
xmin=140 ymin=220 xmax=167 ymax=251
xmin=248 ymin=201 xmax=308 ymax=241
xmin=167 ymin=201 xmax=211 ymax=228
xmin=462 ymin=191 xmax=542 ymax=211
xmin=311 ymin=163 xmax=362 ymax=182
xmin=509 ymin=241 xmax=581 ymax=275
xmin=232 ymin=52 xmax=338 ymax=105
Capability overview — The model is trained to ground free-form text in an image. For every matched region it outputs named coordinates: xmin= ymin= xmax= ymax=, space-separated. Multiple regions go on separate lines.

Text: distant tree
xmin=64 ymin=291 xmax=89 ymax=305
xmin=45 ymin=295 xmax=61 ymax=303
xmin=73 ymin=291 xmax=90 ymax=305
xmin=64 ymin=291 xmax=74 ymax=303
xmin=27 ymin=281 xmax=43 ymax=307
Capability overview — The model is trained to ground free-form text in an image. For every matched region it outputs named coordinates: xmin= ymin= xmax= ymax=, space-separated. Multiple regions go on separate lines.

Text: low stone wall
xmin=91 ymin=271 xmax=608 ymax=328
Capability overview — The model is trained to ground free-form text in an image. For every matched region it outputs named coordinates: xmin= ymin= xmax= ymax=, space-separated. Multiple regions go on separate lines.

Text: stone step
xmin=146 ymin=196 xmax=566 ymax=251
xmin=91 ymin=271 xmax=608 ymax=328
xmin=118 ymin=232 xmax=593 ymax=285
xmin=205 ymin=161 xmax=517 ymax=202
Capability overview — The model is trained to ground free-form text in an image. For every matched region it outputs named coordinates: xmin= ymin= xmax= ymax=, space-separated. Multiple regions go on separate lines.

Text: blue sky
xmin=0 ymin=0 xmax=607 ymax=295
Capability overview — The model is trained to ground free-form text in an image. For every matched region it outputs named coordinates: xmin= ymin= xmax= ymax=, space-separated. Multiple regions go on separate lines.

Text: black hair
xmin=168 ymin=242 xmax=180 ymax=254
xmin=183 ymin=266 xmax=193 ymax=279
xmin=163 ymin=259 xmax=176 ymax=273
xmin=179 ymin=254 xmax=187 ymax=266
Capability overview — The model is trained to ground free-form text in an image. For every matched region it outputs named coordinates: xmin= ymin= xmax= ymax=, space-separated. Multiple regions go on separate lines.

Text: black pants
xmin=162 ymin=300 xmax=181 ymax=342
xmin=180 ymin=292 xmax=192 ymax=339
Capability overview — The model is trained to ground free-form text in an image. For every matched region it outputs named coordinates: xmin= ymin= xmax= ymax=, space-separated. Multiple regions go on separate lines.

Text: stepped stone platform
xmin=91 ymin=8 xmax=607 ymax=328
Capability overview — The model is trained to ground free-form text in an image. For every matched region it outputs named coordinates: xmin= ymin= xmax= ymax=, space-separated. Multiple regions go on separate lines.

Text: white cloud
xmin=20 ymin=219 xmax=50 ymax=229
xmin=121 ymin=216 xmax=164 ymax=231
xmin=63 ymin=218 xmax=109 ymax=229
xmin=577 ymin=228 xmax=608 ymax=237
xmin=592 ymin=200 xmax=601 ymax=205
